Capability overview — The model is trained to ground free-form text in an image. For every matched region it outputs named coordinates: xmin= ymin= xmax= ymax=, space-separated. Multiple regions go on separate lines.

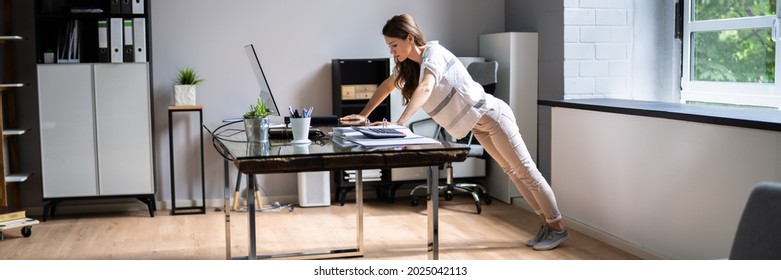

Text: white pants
xmin=471 ymin=97 xmax=562 ymax=223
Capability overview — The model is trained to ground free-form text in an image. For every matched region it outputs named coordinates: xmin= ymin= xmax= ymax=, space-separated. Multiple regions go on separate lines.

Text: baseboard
xmin=161 ymin=195 xmax=300 ymax=210
xmin=508 ymin=197 xmax=664 ymax=260
xmin=24 ymin=195 xmax=301 ymax=217
xmin=25 ymin=200 xmax=153 ymax=216
xmin=23 ymin=190 xmax=410 ymax=217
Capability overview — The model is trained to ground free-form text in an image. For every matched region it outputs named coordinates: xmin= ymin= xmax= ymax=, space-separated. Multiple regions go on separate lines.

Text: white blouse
xmin=418 ymin=41 xmax=489 ymax=139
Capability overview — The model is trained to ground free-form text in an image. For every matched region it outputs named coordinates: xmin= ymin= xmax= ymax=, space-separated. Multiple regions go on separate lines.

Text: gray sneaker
xmin=525 ymin=223 xmax=549 ymax=247
xmin=533 ymin=228 xmax=569 ymax=250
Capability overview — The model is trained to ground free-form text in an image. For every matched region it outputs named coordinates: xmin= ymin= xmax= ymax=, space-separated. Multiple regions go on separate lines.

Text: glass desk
xmin=204 ymin=121 xmax=469 ymax=260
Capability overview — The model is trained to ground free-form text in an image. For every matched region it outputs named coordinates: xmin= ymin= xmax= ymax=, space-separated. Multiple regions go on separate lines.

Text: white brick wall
xmin=564 ymin=0 xmax=633 ymax=98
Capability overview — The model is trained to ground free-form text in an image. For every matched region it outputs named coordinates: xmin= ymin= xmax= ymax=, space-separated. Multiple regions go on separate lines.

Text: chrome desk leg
xmin=223 ymin=159 xmax=231 ymax=260
xmin=356 ymin=170 xmax=365 ymax=255
xmin=247 ymin=174 xmax=257 ymax=260
xmin=427 ymin=165 xmax=439 ymax=260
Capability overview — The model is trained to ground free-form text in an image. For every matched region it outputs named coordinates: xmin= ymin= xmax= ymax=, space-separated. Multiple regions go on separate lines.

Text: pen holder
xmin=293 ymin=144 xmax=310 ymax=154
xmin=290 ymin=117 xmax=311 ymax=145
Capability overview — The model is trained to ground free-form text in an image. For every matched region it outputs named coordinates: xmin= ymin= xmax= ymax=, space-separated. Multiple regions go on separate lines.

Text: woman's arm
xmin=394 ymin=69 xmax=435 ymax=125
xmin=339 ymin=75 xmax=396 ymax=125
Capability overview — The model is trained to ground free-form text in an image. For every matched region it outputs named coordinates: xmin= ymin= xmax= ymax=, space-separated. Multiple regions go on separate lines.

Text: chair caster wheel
xmin=475 ymin=201 xmax=482 ymax=214
xmin=444 ymin=192 xmax=453 ymax=201
xmin=410 ymin=196 xmax=420 ymax=206
xmin=483 ymin=194 xmax=492 ymax=205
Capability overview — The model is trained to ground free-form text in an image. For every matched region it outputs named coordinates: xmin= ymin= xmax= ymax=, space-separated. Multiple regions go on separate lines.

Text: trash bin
xmin=297 ymin=171 xmax=331 ymax=207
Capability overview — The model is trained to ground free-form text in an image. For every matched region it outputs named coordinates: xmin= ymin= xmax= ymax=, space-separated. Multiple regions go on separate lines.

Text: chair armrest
xmin=408 ymin=118 xmax=435 ymax=132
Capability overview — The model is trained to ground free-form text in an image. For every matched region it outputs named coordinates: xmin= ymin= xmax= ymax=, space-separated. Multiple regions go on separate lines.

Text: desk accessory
xmin=354 ymin=127 xmax=406 ymax=139
xmin=244 ymin=98 xmax=272 ymax=143
xmin=290 ymin=117 xmax=312 ymax=145
xmin=284 ymin=115 xmax=338 ymax=126
xmin=288 ymin=106 xmax=315 ymax=144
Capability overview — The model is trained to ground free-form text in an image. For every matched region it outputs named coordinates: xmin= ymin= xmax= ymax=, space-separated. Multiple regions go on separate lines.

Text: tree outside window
xmin=682 ymin=0 xmax=781 ymax=108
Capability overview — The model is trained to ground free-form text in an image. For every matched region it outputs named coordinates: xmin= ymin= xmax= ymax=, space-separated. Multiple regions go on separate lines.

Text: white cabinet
xmin=38 ymin=63 xmax=154 ymax=199
xmin=479 ymin=32 xmax=538 ymax=204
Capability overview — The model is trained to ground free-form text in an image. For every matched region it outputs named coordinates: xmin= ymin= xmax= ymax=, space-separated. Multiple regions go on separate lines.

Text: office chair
xmin=729 ymin=181 xmax=781 ymax=259
xmin=407 ymin=61 xmax=498 ymax=214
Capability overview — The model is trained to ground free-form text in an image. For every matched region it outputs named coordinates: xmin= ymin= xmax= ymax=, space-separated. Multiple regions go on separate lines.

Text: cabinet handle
xmin=0 ymin=83 xmax=25 ymax=88
xmin=0 ymin=35 xmax=24 ymax=40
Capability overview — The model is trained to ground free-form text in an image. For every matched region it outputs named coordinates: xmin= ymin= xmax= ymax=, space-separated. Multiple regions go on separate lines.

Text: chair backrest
xmin=460 ymin=60 xmax=498 ymax=148
xmin=729 ymin=181 xmax=781 ymax=259
xmin=467 ymin=61 xmax=498 ymax=94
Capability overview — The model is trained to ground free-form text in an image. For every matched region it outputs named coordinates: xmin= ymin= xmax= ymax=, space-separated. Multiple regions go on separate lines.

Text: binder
xmin=97 ymin=20 xmax=109 ymax=62
xmin=132 ymin=0 xmax=145 ymax=14
xmin=123 ymin=19 xmax=134 ymax=62
xmin=120 ymin=0 xmax=132 ymax=14
xmin=109 ymin=18 xmax=123 ymax=63
xmin=110 ymin=0 xmax=121 ymax=14
xmin=133 ymin=18 xmax=147 ymax=62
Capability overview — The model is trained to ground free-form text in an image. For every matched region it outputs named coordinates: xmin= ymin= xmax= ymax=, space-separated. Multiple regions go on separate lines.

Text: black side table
xmin=168 ymin=105 xmax=206 ymax=215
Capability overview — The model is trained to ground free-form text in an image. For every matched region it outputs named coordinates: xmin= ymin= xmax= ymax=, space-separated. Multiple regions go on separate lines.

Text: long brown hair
xmin=382 ymin=14 xmax=426 ymax=105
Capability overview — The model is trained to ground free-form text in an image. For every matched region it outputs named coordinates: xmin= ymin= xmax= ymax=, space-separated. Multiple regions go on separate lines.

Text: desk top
xmin=169 ymin=105 xmax=203 ymax=111
xmin=204 ymin=121 xmax=469 ymax=174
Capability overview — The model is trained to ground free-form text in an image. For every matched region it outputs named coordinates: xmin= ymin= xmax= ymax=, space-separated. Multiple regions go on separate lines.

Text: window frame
xmin=681 ymin=0 xmax=781 ymax=109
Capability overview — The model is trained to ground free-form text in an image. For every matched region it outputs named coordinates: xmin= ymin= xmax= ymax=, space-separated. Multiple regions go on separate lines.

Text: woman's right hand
xmin=339 ymin=114 xmax=367 ymax=126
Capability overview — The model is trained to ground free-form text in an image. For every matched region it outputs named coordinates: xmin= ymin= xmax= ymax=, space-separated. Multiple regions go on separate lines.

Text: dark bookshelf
xmin=34 ymin=0 xmax=149 ymax=64
xmin=331 ymin=58 xmax=398 ymax=205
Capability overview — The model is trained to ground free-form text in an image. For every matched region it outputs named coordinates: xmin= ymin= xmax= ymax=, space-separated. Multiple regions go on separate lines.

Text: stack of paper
xmin=344 ymin=170 xmax=382 ymax=183
xmin=332 ymin=125 xmax=441 ymax=147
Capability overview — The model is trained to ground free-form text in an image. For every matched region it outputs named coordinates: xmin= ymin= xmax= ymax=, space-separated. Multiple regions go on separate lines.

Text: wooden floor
xmin=0 ymin=196 xmax=639 ymax=260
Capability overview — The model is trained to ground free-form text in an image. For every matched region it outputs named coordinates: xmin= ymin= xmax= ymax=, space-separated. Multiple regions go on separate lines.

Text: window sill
xmin=538 ymin=98 xmax=781 ymax=132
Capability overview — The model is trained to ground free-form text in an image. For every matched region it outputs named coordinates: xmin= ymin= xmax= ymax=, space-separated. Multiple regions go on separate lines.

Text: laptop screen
xmin=244 ymin=44 xmax=281 ymax=117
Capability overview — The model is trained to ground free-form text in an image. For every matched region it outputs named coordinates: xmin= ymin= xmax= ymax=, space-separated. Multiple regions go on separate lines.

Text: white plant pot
xmin=174 ymin=85 xmax=197 ymax=106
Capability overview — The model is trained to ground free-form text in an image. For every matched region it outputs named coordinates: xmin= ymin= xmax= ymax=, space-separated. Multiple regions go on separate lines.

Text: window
xmin=682 ymin=0 xmax=781 ymax=109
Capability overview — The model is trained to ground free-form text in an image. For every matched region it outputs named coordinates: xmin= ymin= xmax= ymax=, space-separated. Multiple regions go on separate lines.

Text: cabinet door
xmin=94 ymin=63 xmax=154 ymax=195
xmin=38 ymin=64 xmax=99 ymax=198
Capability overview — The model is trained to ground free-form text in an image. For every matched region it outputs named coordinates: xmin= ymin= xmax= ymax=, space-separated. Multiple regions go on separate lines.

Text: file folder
xmin=97 ymin=20 xmax=109 ymax=62
xmin=132 ymin=0 xmax=145 ymax=14
xmin=133 ymin=18 xmax=147 ymax=62
xmin=120 ymin=0 xmax=132 ymax=14
xmin=123 ymin=19 xmax=134 ymax=62
xmin=109 ymin=18 xmax=123 ymax=63
xmin=110 ymin=0 xmax=121 ymax=14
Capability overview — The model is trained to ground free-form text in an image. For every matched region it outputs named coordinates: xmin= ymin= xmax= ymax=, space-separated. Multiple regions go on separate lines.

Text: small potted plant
xmin=173 ymin=67 xmax=204 ymax=106
xmin=243 ymin=98 xmax=272 ymax=143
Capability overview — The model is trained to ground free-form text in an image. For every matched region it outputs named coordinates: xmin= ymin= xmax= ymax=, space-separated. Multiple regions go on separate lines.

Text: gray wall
xmin=505 ymin=0 xmax=564 ymax=180
xmin=152 ymin=0 xmax=505 ymax=204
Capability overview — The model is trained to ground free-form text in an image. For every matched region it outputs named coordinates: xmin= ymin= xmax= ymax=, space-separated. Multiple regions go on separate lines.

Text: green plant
xmin=175 ymin=67 xmax=204 ymax=85
xmin=244 ymin=98 xmax=271 ymax=118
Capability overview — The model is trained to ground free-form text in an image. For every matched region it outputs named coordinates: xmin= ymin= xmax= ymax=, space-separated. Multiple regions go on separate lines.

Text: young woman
xmin=340 ymin=14 xmax=568 ymax=250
